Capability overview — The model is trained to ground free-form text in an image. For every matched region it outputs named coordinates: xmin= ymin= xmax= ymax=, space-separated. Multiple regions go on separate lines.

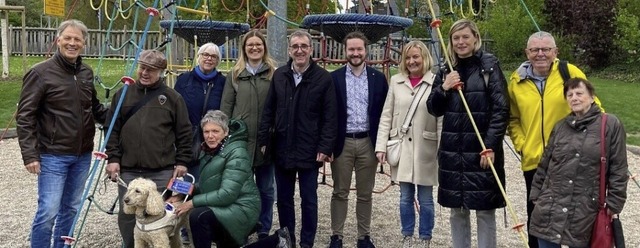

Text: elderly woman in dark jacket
xmin=427 ymin=19 xmax=509 ymax=248
xmin=170 ymin=110 xmax=290 ymax=248
xmin=529 ymin=78 xmax=628 ymax=248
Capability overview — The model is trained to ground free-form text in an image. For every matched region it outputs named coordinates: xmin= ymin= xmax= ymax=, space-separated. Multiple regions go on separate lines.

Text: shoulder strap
xmin=399 ymin=77 xmax=431 ymax=135
xmin=122 ymin=86 xmax=166 ymax=125
xmin=598 ymin=113 xmax=608 ymax=207
xmin=201 ymin=82 xmax=214 ymax=118
xmin=558 ymin=60 xmax=571 ymax=84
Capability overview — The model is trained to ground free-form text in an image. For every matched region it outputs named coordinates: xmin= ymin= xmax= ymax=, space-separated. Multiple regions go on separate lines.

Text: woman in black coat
xmin=427 ymin=19 xmax=509 ymax=248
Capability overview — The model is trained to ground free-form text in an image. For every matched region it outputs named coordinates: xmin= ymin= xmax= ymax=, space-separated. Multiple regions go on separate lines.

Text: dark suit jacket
xmin=331 ymin=65 xmax=388 ymax=157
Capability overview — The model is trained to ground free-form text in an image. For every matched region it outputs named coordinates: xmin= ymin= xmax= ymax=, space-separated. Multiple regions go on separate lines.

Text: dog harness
xmin=135 ymin=203 xmax=180 ymax=235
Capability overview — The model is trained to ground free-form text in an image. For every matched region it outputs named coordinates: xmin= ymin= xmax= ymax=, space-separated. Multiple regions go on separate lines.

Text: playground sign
xmin=44 ymin=0 xmax=65 ymax=17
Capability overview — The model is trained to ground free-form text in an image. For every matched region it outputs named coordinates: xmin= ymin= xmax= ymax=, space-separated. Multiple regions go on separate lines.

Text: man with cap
xmin=105 ymin=49 xmax=192 ymax=248
xmin=17 ymin=19 xmax=109 ymax=248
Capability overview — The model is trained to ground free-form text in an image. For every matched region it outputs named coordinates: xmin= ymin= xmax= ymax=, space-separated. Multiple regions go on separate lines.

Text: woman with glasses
xmin=220 ymin=30 xmax=278 ymax=239
xmin=175 ymin=42 xmax=227 ymax=178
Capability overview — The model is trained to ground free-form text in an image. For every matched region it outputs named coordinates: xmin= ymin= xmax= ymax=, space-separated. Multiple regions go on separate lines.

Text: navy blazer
xmin=331 ymin=65 xmax=388 ymax=157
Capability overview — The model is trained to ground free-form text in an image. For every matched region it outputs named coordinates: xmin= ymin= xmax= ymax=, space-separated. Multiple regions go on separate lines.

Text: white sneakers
xmin=402 ymin=236 xmax=413 ymax=248
xmin=416 ymin=238 xmax=430 ymax=248
xmin=401 ymin=236 xmax=430 ymax=248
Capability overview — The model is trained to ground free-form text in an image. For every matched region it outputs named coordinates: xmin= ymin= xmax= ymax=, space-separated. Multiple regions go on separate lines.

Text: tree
xmin=544 ymin=0 xmax=618 ymax=69
xmin=6 ymin=0 xmax=42 ymax=27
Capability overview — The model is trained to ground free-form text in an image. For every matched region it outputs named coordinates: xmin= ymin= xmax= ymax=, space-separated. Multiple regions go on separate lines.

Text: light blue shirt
xmin=291 ymin=64 xmax=309 ymax=86
xmin=345 ymin=65 xmax=369 ymax=133
xmin=526 ymin=65 xmax=547 ymax=94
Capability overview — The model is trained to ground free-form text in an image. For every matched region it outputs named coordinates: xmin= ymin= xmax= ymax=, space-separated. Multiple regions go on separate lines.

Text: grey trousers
xmin=450 ymin=208 xmax=497 ymax=248
xmin=117 ymin=169 xmax=173 ymax=248
xmin=330 ymin=137 xmax=378 ymax=238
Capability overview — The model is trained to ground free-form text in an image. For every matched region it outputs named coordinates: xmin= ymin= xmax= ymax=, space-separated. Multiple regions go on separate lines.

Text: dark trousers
xmin=254 ymin=163 xmax=275 ymax=234
xmin=524 ymin=169 xmax=539 ymax=248
xmin=275 ymin=166 xmax=319 ymax=247
xmin=189 ymin=207 xmax=240 ymax=248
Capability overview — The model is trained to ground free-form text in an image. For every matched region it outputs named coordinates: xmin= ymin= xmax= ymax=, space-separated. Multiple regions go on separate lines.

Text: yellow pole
xmin=425 ymin=0 xmax=529 ymax=247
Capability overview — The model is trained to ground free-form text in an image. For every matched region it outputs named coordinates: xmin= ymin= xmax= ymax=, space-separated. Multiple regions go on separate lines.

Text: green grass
xmin=1 ymin=56 xmax=640 ymax=146
xmin=591 ymin=78 xmax=640 ymax=145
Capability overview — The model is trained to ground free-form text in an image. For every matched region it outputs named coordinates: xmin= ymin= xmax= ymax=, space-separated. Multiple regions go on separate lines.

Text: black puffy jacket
xmin=427 ymin=51 xmax=509 ymax=210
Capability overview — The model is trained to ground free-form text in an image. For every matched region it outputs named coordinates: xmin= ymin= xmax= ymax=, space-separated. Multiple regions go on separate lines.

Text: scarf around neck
xmin=194 ymin=66 xmax=218 ymax=81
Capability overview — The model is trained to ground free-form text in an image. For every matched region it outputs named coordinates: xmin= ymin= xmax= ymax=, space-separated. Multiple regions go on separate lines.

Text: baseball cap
xmin=138 ymin=50 xmax=167 ymax=70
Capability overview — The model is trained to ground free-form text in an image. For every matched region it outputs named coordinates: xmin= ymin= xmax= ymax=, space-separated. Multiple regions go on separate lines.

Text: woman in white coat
xmin=375 ymin=40 xmax=441 ymax=248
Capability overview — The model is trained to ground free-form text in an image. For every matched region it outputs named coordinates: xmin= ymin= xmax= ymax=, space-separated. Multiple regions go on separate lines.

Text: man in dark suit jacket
xmin=328 ymin=31 xmax=389 ymax=248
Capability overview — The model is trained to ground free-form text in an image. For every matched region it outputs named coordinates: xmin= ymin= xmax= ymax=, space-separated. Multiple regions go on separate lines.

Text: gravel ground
xmin=1 ymin=132 xmax=639 ymax=248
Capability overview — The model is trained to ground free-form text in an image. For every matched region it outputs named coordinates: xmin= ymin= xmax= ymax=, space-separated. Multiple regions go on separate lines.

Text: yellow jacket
xmin=507 ymin=59 xmax=601 ymax=171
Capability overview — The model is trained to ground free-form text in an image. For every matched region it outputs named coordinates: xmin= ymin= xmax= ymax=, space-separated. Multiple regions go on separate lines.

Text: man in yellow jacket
xmin=507 ymin=31 xmax=602 ymax=248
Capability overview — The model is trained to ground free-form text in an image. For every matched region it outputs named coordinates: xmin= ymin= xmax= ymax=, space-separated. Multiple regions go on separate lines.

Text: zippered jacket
xmin=507 ymin=59 xmax=601 ymax=172
xmin=529 ymin=105 xmax=628 ymax=247
xmin=257 ymin=59 xmax=337 ymax=169
xmin=106 ymin=79 xmax=192 ymax=170
xmin=427 ymin=51 xmax=509 ymax=210
xmin=220 ymin=64 xmax=273 ymax=167
xmin=17 ymin=52 xmax=108 ymax=165
xmin=192 ymin=119 xmax=260 ymax=246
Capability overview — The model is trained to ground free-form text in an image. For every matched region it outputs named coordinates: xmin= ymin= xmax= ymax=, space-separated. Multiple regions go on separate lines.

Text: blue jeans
xmin=254 ymin=163 xmax=275 ymax=235
xmin=275 ymin=166 xmax=318 ymax=247
xmin=399 ymin=183 xmax=434 ymax=240
xmin=31 ymin=153 xmax=91 ymax=248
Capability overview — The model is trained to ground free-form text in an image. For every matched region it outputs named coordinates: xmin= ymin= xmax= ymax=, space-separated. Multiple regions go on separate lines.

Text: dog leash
xmin=101 ymin=173 xmax=129 ymax=194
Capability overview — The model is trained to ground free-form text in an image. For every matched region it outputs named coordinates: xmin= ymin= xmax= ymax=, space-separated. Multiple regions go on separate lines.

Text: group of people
xmin=17 ymin=18 xmax=629 ymax=248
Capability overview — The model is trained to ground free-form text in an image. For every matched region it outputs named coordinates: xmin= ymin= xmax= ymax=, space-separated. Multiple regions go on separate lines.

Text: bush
xmin=477 ymin=0 xmax=542 ymax=64
xmin=544 ymin=0 xmax=618 ymax=69
xmin=614 ymin=8 xmax=640 ymax=62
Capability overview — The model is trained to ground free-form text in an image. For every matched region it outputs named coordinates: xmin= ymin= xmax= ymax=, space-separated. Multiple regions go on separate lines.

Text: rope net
xmin=159 ymin=20 xmax=250 ymax=46
xmin=301 ymin=14 xmax=413 ymax=43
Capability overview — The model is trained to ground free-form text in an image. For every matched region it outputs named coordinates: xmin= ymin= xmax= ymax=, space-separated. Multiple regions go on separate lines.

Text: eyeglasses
xmin=199 ymin=53 xmax=219 ymax=59
xmin=246 ymin=43 xmax=264 ymax=48
xmin=289 ymin=44 xmax=310 ymax=51
xmin=527 ymin=47 xmax=555 ymax=54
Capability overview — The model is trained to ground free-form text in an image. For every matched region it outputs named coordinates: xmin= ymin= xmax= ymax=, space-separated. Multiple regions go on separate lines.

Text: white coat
xmin=375 ymin=72 xmax=441 ymax=186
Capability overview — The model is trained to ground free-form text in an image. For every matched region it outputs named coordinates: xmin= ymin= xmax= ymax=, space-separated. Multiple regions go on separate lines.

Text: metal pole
xmin=21 ymin=6 xmax=25 ymax=74
xmin=267 ymin=0 xmax=288 ymax=66
xmin=1 ymin=0 xmax=9 ymax=79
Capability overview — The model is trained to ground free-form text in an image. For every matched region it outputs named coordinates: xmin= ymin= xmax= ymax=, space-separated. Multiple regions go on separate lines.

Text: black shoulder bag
xmin=191 ymin=81 xmax=214 ymax=164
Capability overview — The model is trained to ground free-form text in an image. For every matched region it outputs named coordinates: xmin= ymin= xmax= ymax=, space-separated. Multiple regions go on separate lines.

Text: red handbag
xmin=591 ymin=114 xmax=614 ymax=248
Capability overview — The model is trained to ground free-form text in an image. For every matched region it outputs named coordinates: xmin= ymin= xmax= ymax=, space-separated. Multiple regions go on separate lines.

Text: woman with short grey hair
xmin=200 ymin=110 xmax=229 ymax=134
xmin=168 ymin=110 xmax=291 ymax=248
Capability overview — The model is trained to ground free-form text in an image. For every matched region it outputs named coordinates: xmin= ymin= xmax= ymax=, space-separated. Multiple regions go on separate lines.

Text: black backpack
xmin=558 ymin=60 xmax=571 ymax=84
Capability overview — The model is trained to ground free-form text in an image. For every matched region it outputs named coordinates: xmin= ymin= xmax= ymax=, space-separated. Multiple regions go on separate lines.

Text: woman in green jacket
xmin=171 ymin=110 xmax=290 ymax=248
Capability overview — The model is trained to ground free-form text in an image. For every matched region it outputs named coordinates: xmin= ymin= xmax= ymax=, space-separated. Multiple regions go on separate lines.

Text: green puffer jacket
xmin=191 ymin=119 xmax=260 ymax=245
